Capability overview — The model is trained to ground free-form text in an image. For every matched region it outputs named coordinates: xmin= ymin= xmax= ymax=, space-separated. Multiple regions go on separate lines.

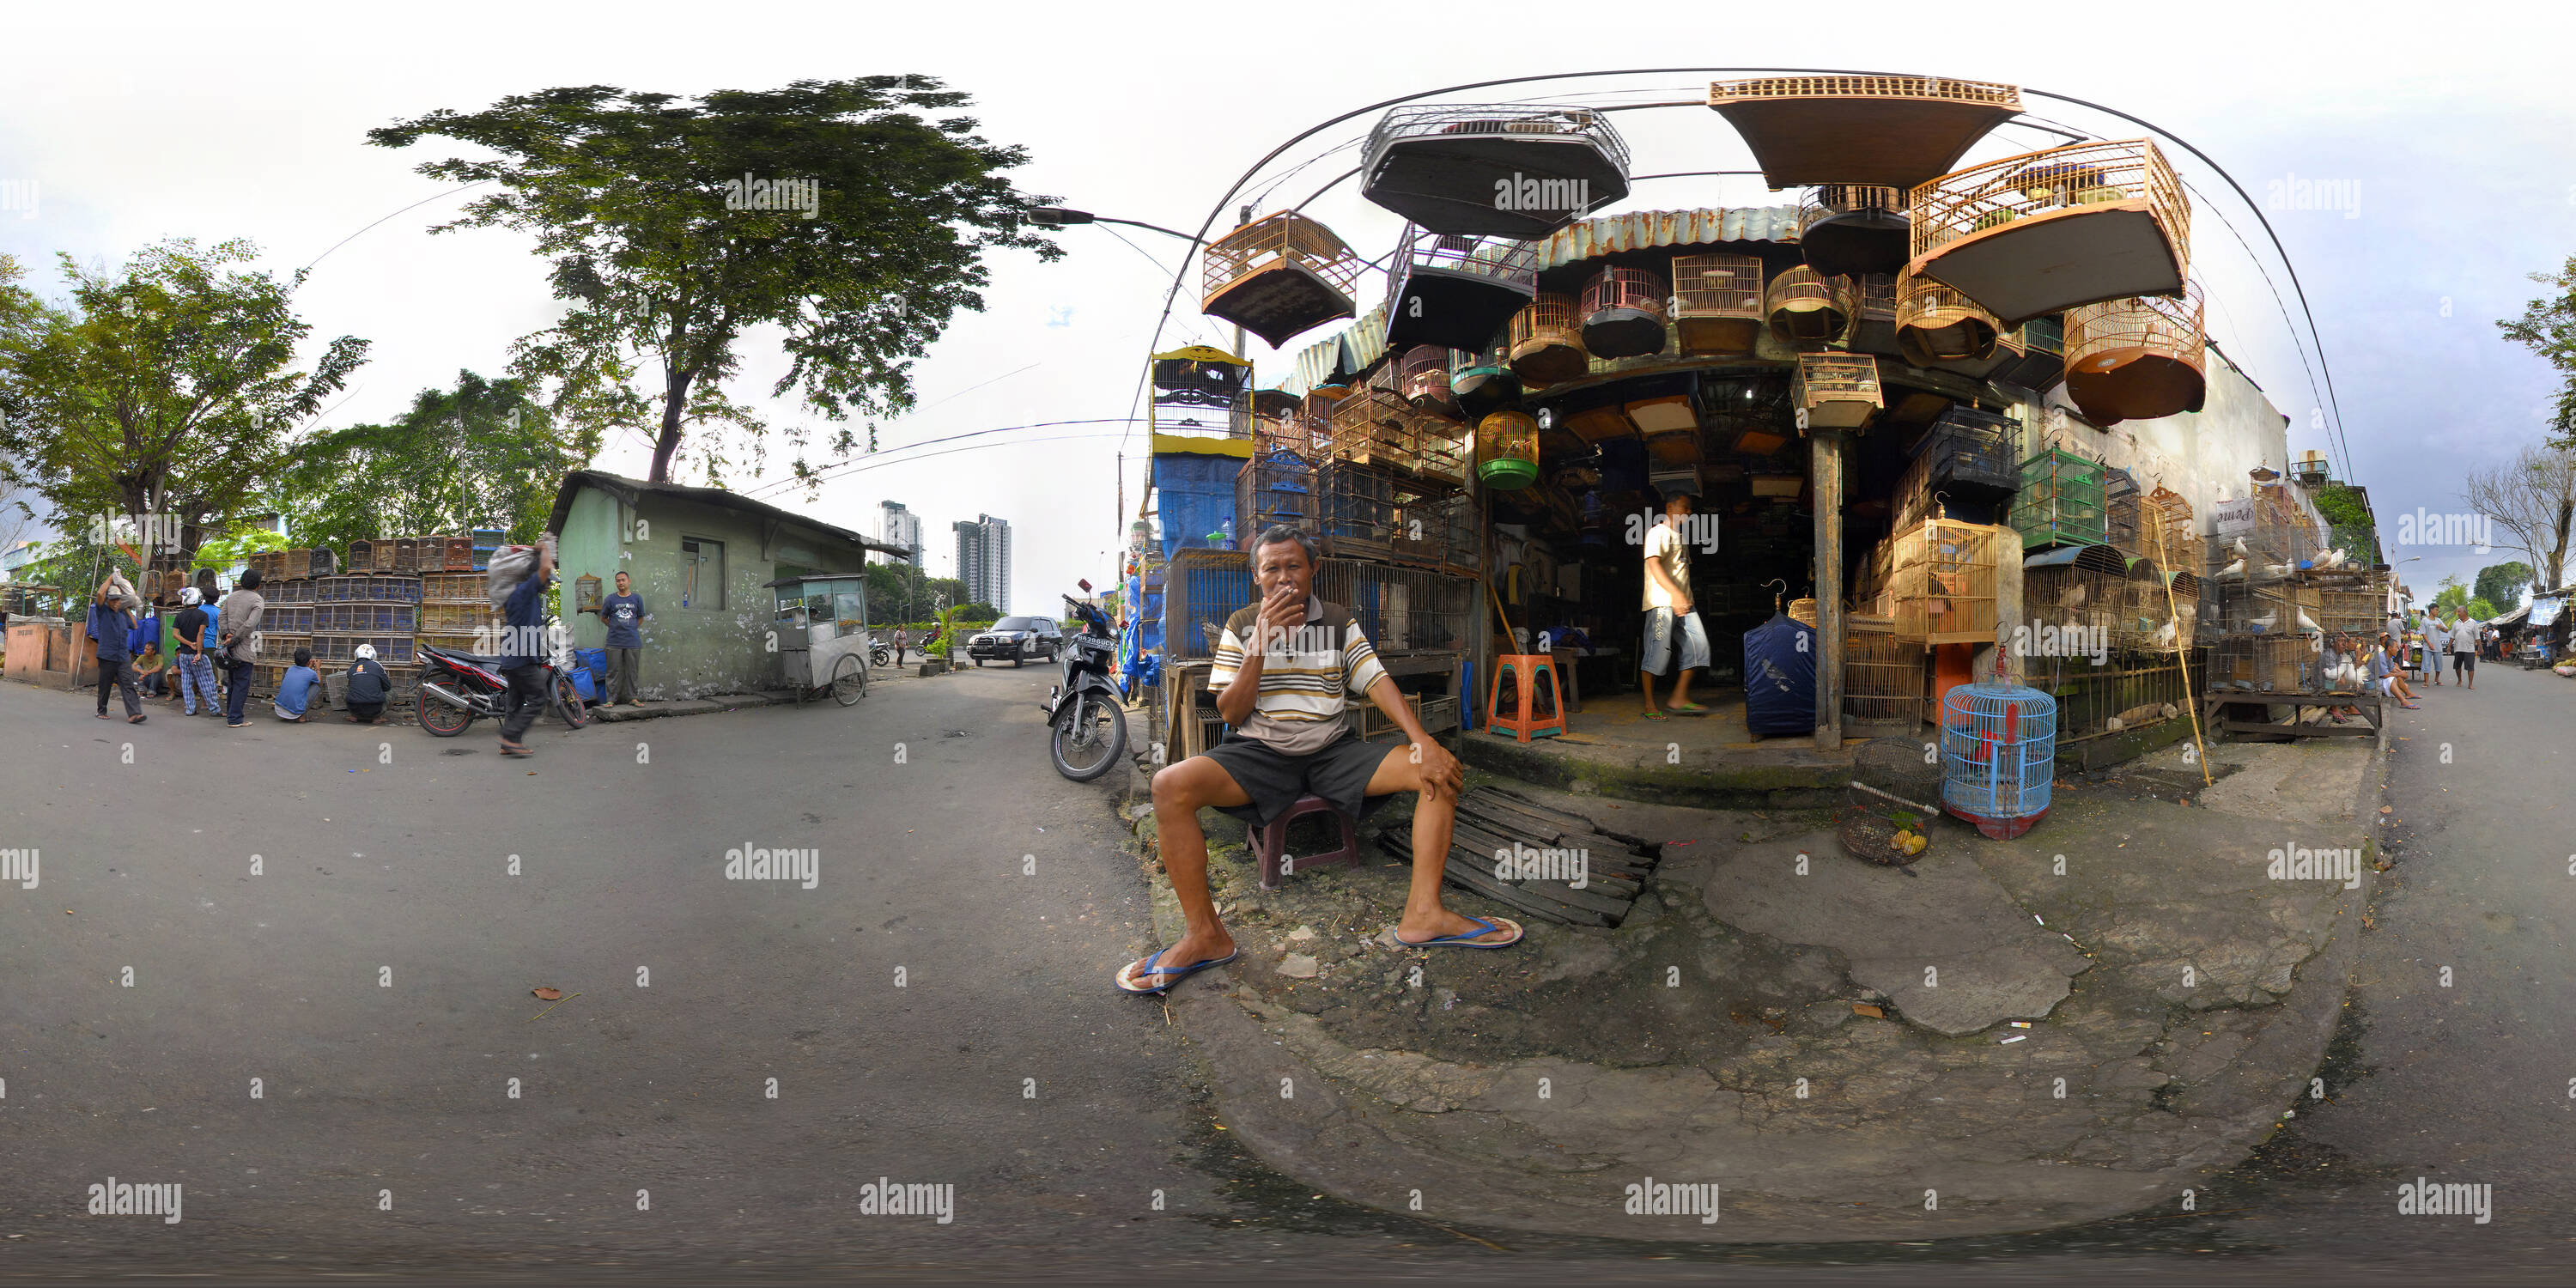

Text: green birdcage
xmin=2012 ymin=447 xmax=2107 ymax=550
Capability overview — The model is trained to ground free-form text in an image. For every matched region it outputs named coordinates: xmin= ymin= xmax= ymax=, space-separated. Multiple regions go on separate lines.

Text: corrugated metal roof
xmin=1282 ymin=302 xmax=1385 ymax=398
xmin=1531 ymin=206 xmax=1801 ymax=272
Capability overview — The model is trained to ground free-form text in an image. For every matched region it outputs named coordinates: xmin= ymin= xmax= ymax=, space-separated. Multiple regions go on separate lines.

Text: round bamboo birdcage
xmin=1578 ymin=265 xmax=1668 ymax=358
xmin=1894 ymin=269 xmax=2001 ymax=364
xmin=1765 ymin=266 xmax=1853 ymax=345
xmin=1449 ymin=342 xmax=1520 ymax=420
xmin=1798 ymin=184 xmax=1911 ymax=277
xmin=1507 ymin=292 xmax=1588 ymax=386
xmin=1398 ymin=345 xmax=1461 ymax=419
xmin=1475 ymin=410 xmax=1540 ymax=490
xmin=2063 ymin=282 xmax=2207 ymax=423
xmin=1671 ymin=252 xmax=1765 ymax=355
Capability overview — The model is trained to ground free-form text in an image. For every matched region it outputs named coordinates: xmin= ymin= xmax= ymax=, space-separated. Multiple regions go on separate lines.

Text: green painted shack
xmin=547 ymin=471 xmax=912 ymax=699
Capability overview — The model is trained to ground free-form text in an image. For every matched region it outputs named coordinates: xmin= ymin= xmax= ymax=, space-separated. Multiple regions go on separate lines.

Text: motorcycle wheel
xmin=1049 ymin=691 xmax=1128 ymax=781
xmin=418 ymin=680 xmax=472 ymax=737
xmin=831 ymin=653 xmax=866 ymax=706
xmin=552 ymin=674 xmax=590 ymax=728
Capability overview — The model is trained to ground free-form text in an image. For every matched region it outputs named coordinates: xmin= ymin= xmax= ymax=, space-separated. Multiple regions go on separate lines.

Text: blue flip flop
xmin=1114 ymin=946 xmax=1241 ymax=995
xmin=1393 ymin=915 xmax=1525 ymax=950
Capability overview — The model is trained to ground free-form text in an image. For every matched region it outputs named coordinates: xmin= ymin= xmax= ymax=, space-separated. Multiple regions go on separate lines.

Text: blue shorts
xmin=1642 ymin=608 xmax=1710 ymax=677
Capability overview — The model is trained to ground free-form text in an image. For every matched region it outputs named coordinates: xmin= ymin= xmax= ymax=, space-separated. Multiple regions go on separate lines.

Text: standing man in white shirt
xmin=2449 ymin=614 xmax=2480 ymax=690
xmin=1639 ymin=489 xmax=1710 ymax=720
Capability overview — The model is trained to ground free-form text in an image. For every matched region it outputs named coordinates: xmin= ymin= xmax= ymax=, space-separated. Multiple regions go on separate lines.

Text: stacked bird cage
xmin=1323 ymin=368 xmax=1413 ymax=469
xmin=1507 ymin=292 xmax=1587 ymax=386
xmin=2012 ymin=447 xmax=2108 ymax=550
xmin=2112 ymin=569 xmax=2194 ymax=656
xmin=1315 ymin=458 xmax=1402 ymax=561
xmin=1314 ymin=559 xmax=1476 ymax=655
xmin=1162 ymin=547 xmax=1254 ymax=661
xmin=311 ymin=574 xmax=422 ymax=671
xmin=1671 ymin=252 xmax=1765 ymax=355
xmin=1765 ymin=265 xmax=1854 ymax=345
xmin=2020 ymin=548 xmax=2123 ymax=658
xmin=2026 ymin=653 xmax=2190 ymax=743
xmin=1841 ymin=733 xmax=1944 ymax=865
xmin=2144 ymin=484 xmax=2200 ymax=574
xmin=416 ymin=570 xmax=496 ymax=658
xmin=1940 ymin=674 xmax=2057 ymax=839
xmin=1890 ymin=516 xmax=2001 ymax=645
xmin=1236 ymin=445 xmax=1318 ymax=538
xmin=1842 ymin=616 xmax=1923 ymax=734
xmin=2105 ymin=466 xmax=2142 ymax=556
xmin=1906 ymin=404 xmax=2016 ymax=503
xmin=1398 ymin=345 xmax=1461 ymax=417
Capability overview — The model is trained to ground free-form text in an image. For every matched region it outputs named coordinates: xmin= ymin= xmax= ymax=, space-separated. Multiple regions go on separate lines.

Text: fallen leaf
xmin=1851 ymin=1002 xmax=1886 ymax=1018
xmin=2379 ymin=806 xmax=2392 ymax=814
xmin=532 ymin=987 xmax=563 ymax=1000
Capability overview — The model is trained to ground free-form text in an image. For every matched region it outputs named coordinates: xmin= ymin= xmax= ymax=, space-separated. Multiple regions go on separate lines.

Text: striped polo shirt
xmin=1209 ymin=594 xmax=1388 ymax=755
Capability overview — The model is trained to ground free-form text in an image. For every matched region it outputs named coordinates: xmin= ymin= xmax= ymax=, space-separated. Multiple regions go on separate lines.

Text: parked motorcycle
xmin=416 ymin=629 xmax=591 ymax=737
xmin=870 ymin=641 xmax=893 ymax=668
xmin=1043 ymin=587 xmax=1128 ymax=781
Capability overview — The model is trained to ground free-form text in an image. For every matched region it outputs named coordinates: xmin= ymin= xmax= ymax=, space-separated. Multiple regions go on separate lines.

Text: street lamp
xmin=1030 ymin=208 xmax=1204 ymax=244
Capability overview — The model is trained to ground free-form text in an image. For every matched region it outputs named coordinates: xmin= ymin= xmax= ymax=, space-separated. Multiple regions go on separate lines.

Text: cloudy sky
xmin=7 ymin=2 xmax=2575 ymax=608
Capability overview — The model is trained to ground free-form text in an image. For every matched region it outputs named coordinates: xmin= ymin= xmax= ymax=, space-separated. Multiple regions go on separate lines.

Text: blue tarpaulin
xmin=1154 ymin=454 xmax=1240 ymax=560
xmin=1741 ymin=612 xmax=1816 ymax=737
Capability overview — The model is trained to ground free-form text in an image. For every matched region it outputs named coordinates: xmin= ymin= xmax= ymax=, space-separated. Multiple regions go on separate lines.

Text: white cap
xmin=179 ymin=587 xmax=202 ymax=605
xmin=353 ymin=644 xmax=377 ymax=660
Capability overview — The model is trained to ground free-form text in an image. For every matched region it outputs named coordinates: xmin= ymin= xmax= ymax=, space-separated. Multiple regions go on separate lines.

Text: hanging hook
xmin=1764 ymin=577 xmax=1787 ymax=613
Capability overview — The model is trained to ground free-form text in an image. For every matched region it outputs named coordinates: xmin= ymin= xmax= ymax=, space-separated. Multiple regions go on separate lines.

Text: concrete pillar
xmin=1812 ymin=428 xmax=1846 ymax=750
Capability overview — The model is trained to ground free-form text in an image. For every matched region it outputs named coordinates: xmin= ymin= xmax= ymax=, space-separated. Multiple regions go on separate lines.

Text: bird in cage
xmin=2219 ymin=556 xmax=2247 ymax=578
xmin=2251 ymin=611 xmax=2278 ymax=632
xmin=2058 ymin=580 xmax=2087 ymax=610
xmin=2266 ymin=561 xmax=2297 ymax=578
xmin=2296 ymin=608 xmax=2322 ymax=635
xmin=2154 ymin=618 xmax=2178 ymax=647
xmin=2234 ymin=536 xmax=2251 ymax=557
xmin=2314 ymin=547 xmax=2346 ymax=570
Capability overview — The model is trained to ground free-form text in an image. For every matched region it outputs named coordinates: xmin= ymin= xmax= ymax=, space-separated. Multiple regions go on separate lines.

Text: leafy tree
xmin=2461 ymin=445 xmax=2576 ymax=593
xmin=2311 ymin=483 xmax=2380 ymax=564
xmin=955 ymin=601 xmax=1001 ymax=622
xmin=0 ymin=239 xmax=368 ymax=554
xmin=2500 ymin=257 xmax=2576 ymax=449
xmin=368 ymin=77 xmax=1058 ymax=487
xmin=276 ymin=371 xmax=578 ymax=550
xmin=190 ymin=519 xmax=290 ymax=572
xmin=2474 ymin=560 xmax=2534 ymax=609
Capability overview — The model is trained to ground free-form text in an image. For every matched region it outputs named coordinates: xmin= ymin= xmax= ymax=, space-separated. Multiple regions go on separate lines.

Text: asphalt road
xmin=1 ymin=659 xmax=2570 ymax=1284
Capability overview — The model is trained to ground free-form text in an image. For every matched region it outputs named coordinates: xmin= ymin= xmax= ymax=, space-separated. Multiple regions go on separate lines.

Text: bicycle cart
xmin=766 ymin=574 xmax=871 ymax=706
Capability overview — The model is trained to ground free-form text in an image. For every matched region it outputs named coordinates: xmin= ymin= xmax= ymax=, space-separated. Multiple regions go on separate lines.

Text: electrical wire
xmin=740 ymin=417 xmax=1147 ymax=500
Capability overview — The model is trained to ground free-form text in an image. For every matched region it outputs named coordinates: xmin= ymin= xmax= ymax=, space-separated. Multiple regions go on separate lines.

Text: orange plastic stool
xmin=1485 ymin=653 xmax=1569 ymax=742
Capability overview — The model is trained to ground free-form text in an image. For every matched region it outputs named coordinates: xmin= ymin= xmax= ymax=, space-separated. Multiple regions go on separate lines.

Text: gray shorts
xmin=1642 ymin=607 xmax=1710 ymax=677
xmin=1199 ymin=729 xmax=1401 ymax=830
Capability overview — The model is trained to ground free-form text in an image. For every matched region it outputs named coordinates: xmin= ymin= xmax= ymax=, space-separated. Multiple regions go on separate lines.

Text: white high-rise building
xmin=878 ymin=500 xmax=924 ymax=567
xmin=953 ymin=513 xmax=1012 ymax=614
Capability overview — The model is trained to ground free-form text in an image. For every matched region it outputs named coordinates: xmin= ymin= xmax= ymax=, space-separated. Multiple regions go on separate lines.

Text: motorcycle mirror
xmin=1078 ymin=579 xmax=1092 ymax=592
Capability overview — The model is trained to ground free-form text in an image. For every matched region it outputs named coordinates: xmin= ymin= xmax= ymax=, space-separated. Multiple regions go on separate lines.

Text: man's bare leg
xmin=1670 ymin=665 xmax=1696 ymax=708
xmin=1129 ymin=756 xmax=1253 ymax=985
xmin=1370 ymin=745 xmax=1513 ymax=945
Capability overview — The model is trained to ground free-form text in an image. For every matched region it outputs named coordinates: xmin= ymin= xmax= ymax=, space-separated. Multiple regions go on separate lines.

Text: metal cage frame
xmin=1765 ymin=265 xmax=1854 ymax=345
xmin=1906 ymin=139 xmax=2192 ymax=323
xmin=2063 ymin=281 xmax=2208 ymax=423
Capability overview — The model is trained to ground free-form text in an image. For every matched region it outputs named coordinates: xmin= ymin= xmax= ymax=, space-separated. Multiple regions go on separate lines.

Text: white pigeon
xmin=2154 ymin=619 xmax=2178 ymax=647
xmin=2314 ymin=548 xmax=2346 ymax=570
xmin=2234 ymin=536 xmax=2251 ymax=556
xmin=2297 ymin=609 xmax=2322 ymax=635
xmin=2060 ymin=582 xmax=2087 ymax=609
xmin=2220 ymin=557 xmax=2247 ymax=578
xmin=2266 ymin=562 xmax=2296 ymax=577
xmin=2251 ymin=611 xmax=2279 ymax=632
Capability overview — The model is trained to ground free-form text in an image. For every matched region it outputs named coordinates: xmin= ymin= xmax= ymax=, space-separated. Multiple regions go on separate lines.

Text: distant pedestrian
xmin=892 ymin=625 xmax=909 ymax=666
xmin=344 ymin=643 xmax=392 ymax=724
xmin=216 ymin=568 xmax=266 ymax=728
xmin=172 ymin=586 xmax=220 ymax=716
xmin=2451 ymin=615 xmax=2479 ymax=689
xmin=1638 ymin=489 xmax=1710 ymax=719
xmin=88 ymin=574 xmax=145 ymax=723
xmin=2419 ymin=620 xmax=2443 ymax=685
xmin=273 ymin=647 xmax=320 ymax=723
xmin=490 ymin=537 xmax=556 ymax=756
xmin=584 ymin=568 xmax=646 ymax=707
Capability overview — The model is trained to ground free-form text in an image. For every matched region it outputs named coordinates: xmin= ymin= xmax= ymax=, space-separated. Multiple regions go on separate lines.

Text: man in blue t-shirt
xmin=274 ymin=647 xmax=322 ymax=722
xmin=580 ymin=568 xmax=647 ymax=708
xmin=495 ymin=538 xmax=556 ymax=757
xmin=88 ymin=574 xmax=145 ymax=722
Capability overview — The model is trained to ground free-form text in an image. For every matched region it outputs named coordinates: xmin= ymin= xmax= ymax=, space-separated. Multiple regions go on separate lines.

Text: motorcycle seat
xmin=424 ymin=648 xmax=511 ymax=670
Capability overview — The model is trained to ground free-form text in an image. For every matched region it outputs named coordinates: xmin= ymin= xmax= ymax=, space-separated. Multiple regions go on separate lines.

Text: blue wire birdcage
xmin=1940 ymin=676 xmax=2057 ymax=838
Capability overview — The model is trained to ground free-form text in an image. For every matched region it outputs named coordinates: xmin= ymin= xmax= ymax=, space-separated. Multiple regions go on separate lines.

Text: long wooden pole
xmin=2152 ymin=514 xmax=2212 ymax=787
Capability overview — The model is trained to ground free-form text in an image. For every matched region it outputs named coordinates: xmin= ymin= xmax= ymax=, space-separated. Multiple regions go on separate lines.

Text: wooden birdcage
xmin=1907 ymin=404 xmax=2016 ymax=502
xmin=1449 ymin=341 xmax=1519 ymax=419
xmin=2021 ymin=546 xmax=2123 ymax=657
xmin=1578 ymin=265 xmax=1668 ymax=358
xmin=1383 ymin=225 xmax=1540 ymax=352
xmin=1315 ymin=459 xmax=1402 ymax=560
xmin=2064 ymin=282 xmax=2207 ymax=423
xmin=1894 ymin=268 xmax=2002 ymax=365
xmin=1847 ymin=273 xmax=1902 ymax=356
xmin=2143 ymin=484 xmax=2200 ymax=575
xmin=2104 ymin=467 xmax=2142 ymax=556
xmin=1201 ymin=212 xmax=1363 ymax=348
xmin=1996 ymin=314 xmax=2066 ymax=390
xmin=1792 ymin=353 xmax=1882 ymax=432
xmin=1892 ymin=516 xmax=2001 ymax=645
xmin=1476 ymin=410 xmax=1540 ymax=489
xmin=1843 ymin=615 xmax=1923 ymax=732
xmin=1907 ymin=138 xmax=2191 ymax=325
xmin=1765 ymin=265 xmax=1853 ymax=345
xmin=1362 ymin=104 xmax=1631 ymax=238
xmin=2013 ymin=447 xmax=2108 ymax=550
xmin=1707 ymin=76 xmax=2024 ymax=190
xmin=1671 ymin=253 xmax=1765 ymax=355
xmin=1799 ymin=184 xmax=1912 ymax=277
xmin=1507 ymin=292 xmax=1588 ymax=386
xmin=1398 ymin=345 xmax=1462 ymax=418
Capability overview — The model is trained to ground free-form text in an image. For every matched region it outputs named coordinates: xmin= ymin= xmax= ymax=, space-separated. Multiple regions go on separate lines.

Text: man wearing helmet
xmin=171 ymin=586 xmax=222 ymax=716
xmin=345 ymin=642 xmax=393 ymax=725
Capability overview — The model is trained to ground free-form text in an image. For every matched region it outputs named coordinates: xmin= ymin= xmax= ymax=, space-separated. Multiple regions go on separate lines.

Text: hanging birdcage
xmin=2144 ymin=484 xmax=2201 ymax=574
xmin=1907 ymin=138 xmax=2191 ymax=325
xmin=1579 ymin=265 xmax=1669 ymax=358
xmin=1361 ymin=104 xmax=1631 ymax=238
xmin=1847 ymin=273 xmax=1902 ymax=356
xmin=1894 ymin=269 xmax=2002 ymax=365
xmin=1399 ymin=345 xmax=1462 ymax=418
xmin=2065 ymin=282 xmax=2207 ymax=423
xmin=1892 ymin=516 xmax=2001 ymax=645
xmin=1507 ymin=292 xmax=1588 ymax=386
xmin=1476 ymin=410 xmax=1540 ymax=489
xmin=1996 ymin=313 xmax=2066 ymax=390
xmin=2104 ymin=466 xmax=2142 ymax=556
xmin=1793 ymin=353 xmax=1882 ymax=432
xmin=1200 ymin=212 xmax=1364 ymax=348
xmin=1907 ymin=404 xmax=2016 ymax=501
xmin=1444 ymin=353 xmax=1516 ymax=435
xmin=1841 ymin=732 xmax=1944 ymax=865
xmin=1765 ymin=265 xmax=1854 ymax=345
xmin=1671 ymin=253 xmax=1765 ymax=355
xmin=1799 ymin=184 xmax=1912 ymax=277
xmin=1940 ymin=676 xmax=2057 ymax=838
xmin=1707 ymin=76 xmax=2025 ymax=190
xmin=2013 ymin=447 xmax=2108 ymax=550
xmin=1382 ymin=224 xmax=1540 ymax=352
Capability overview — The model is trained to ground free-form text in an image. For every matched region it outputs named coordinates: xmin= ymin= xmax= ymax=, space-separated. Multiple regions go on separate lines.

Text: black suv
xmin=966 ymin=616 xmax=1063 ymax=666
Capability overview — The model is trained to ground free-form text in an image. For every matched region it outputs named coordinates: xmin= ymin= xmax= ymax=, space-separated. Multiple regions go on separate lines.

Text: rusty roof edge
xmin=1532 ymin=207 xmax=1803 ymax=273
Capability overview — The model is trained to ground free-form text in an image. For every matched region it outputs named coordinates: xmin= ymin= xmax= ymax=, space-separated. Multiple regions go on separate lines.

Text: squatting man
xmin=1116 ymin=526 xmax=1522 ymax=993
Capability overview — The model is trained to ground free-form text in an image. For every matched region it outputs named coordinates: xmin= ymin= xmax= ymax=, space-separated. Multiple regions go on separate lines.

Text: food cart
xmin=765 ymin=574 xmax=871 ymax=706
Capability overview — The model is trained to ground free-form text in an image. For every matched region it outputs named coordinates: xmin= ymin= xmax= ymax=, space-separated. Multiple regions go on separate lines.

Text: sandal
xmin=1394 ymin=914 xmax=1525 ymax=950
xmin=499 ymin=740 xmax=534 ymax=757
xmin=1666 ymin=702 xmax=1710 ymax=716
xmin=127 ymin=714 xmax=147 ymax=724
xmin=1115 ymin=947 xmax=1240 ymax=995
xmin=1643 ymin=709 xmax=1669 ymax=720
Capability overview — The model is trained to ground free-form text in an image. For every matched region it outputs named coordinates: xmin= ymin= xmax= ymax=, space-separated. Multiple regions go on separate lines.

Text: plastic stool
xmin=1485 ymin=653 xmax=1568 ymax=742
xmin=1250 ymin=793 xmax=1362 ymax=890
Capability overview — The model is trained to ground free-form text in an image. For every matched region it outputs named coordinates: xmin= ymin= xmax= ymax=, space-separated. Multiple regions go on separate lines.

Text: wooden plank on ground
xmin=1481 ymin=785 xmax=1650 ymax=845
